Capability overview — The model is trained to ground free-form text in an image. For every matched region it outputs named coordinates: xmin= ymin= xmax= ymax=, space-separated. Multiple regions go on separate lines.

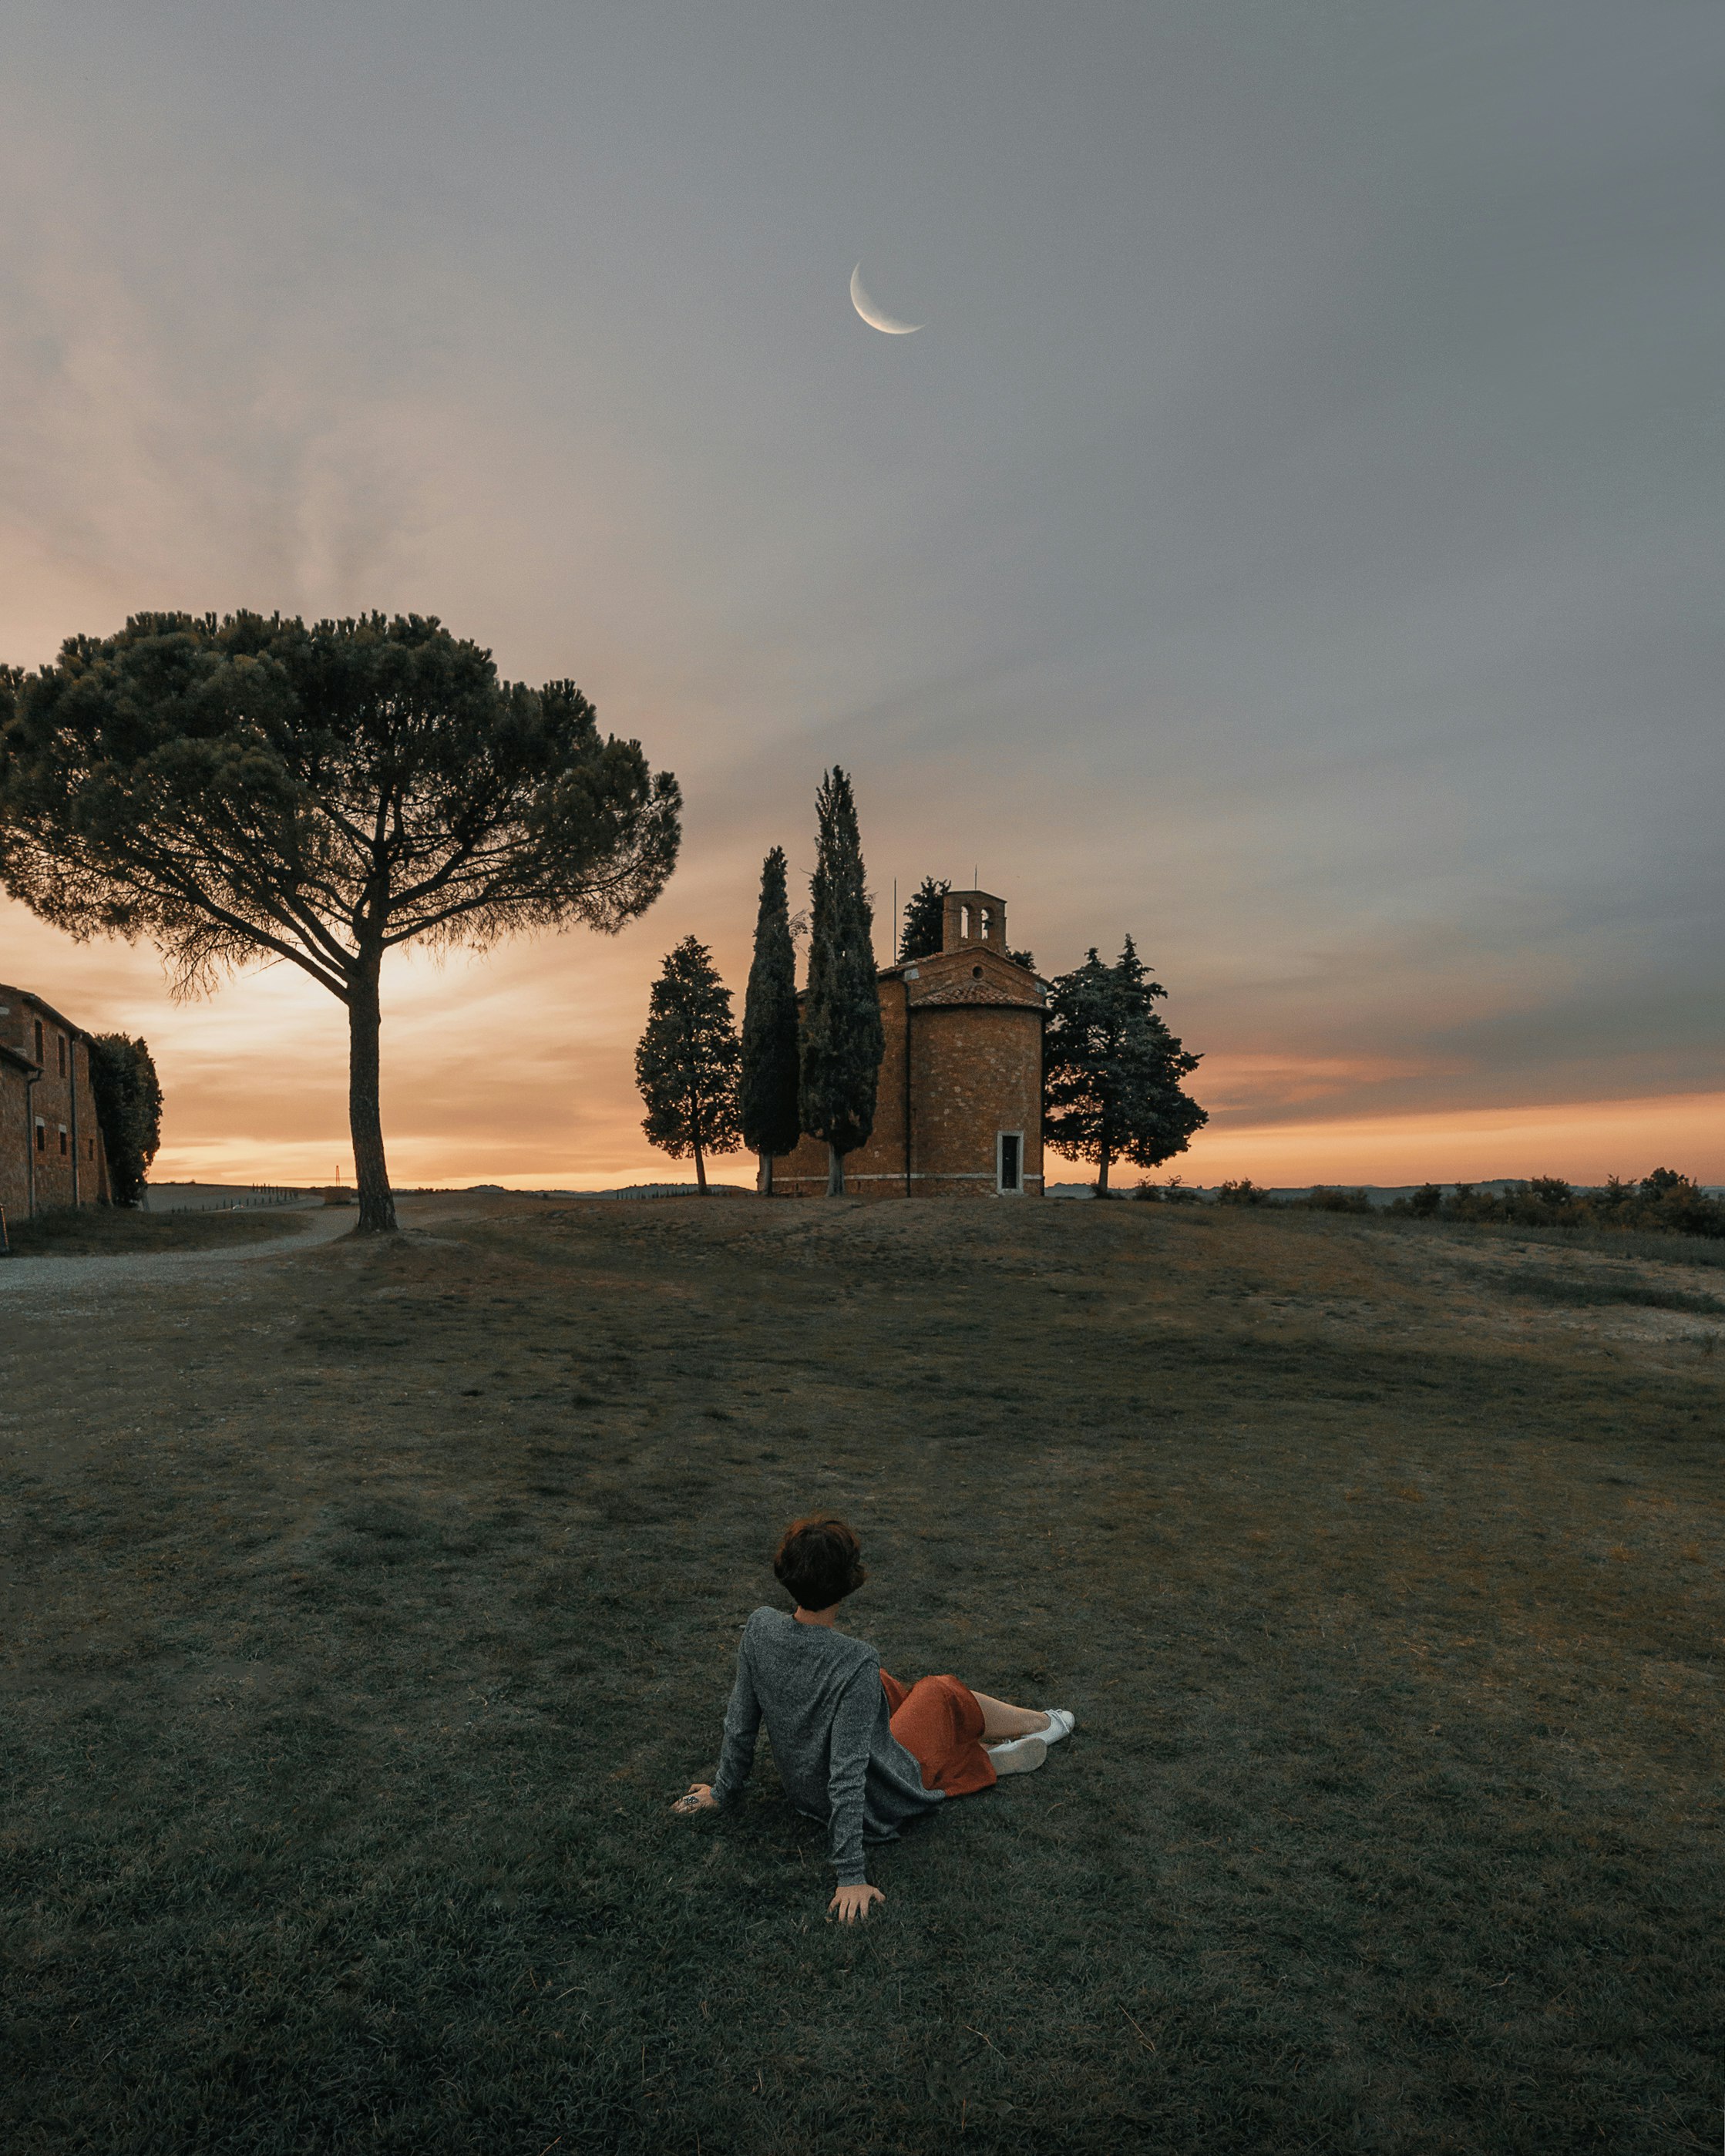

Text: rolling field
xmin=2 ymin=1193 xmax=1720 ymax=2152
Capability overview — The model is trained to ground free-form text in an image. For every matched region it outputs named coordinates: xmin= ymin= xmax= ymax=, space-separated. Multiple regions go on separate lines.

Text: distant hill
xmin=1048 ymin=1180 xmax=1725 ymax=1204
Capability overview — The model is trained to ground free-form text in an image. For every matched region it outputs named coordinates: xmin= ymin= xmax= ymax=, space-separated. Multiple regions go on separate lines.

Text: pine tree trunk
xmin=826 ymin=1142 xmax=845 ymax=1196
xmin=690 ymin=1074 xmax=708 ymax=1194
xmin=348 ymin=952 xmax=397 ymax=1233
xmin=1096 ymin=1146 xmax=1111 ymax=1199
xmin=758 ymin=1151 xmax=774 ymax=1196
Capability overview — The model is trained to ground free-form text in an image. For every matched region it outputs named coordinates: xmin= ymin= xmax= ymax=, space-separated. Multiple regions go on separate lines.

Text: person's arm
xmin=822 ymin=1665 xmax=886 ymax=1921
xmin=708 ymin=1640 xmax=762 ymax=1806
xmin=672 ymin=1637 xmax=762 ymax=1817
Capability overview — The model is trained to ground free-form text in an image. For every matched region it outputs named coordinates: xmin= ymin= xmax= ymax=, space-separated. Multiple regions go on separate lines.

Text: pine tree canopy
xmin=88 ymin=1034 xmax=163 ymax=1207
xmin=0 ymin=611 xmax=681 ymax=1231
xmin=899 ymin=876 xmax=950 ymax=963
xmin=635 ymin=936 xmax=742 ymax=1185
xmin=739 ymin=845 xmax=802 ymax=1158
xmin=799 ymin=766 xmax=883 ymax=1162
xmin=1044 ymin=936 xmax=1205 ymax=1190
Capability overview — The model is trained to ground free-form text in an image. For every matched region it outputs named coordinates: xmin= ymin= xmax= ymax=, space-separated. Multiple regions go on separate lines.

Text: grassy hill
xmin=2 ymin=1194 xmax=1720 ymax=2152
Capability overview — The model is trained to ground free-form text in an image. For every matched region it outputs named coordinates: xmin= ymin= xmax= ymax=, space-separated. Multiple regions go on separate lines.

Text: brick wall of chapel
xmin=773 ymin=979 xmax=910 ymax=1196
xmin=908 ymin=1004 xmax=1044 ymax=1194
xmin=770 ymin=987 xmax=1042 ymax=1200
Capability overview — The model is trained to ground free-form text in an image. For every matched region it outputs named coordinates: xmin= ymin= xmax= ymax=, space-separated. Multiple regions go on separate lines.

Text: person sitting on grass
xmin=672 ymin=1515 xmax=1074 ymax=1925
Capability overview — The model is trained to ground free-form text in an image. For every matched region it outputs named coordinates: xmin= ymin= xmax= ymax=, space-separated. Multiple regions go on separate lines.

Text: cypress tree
xmin=634 ymin=937 xmax=742 ymax=1194
xmin=899 ymin=876 xmax=950 ymax=963
xmin=1044 ymin=936 xmax=1206 ymax=1195
xmin=739 ymin=846 xmax=801 ymax=1192
xmin=799 ymin=767 xmax=883 ymax=1196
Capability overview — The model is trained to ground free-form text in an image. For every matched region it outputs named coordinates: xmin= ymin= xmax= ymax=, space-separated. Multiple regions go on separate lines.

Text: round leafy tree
xmin=88 ymin=1034 xmax=163 ymax=1207
xmin=636 ymin=936 xmax=742 ymax=1193
xmin=1044 ymin=937 xmax=1205 ymax=1195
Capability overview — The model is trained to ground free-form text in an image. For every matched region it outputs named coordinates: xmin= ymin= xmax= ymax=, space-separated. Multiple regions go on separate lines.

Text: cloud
xmin=1195 ymin=1052 xmax=1463 ymax=1115
xmin=1 ymin=4 xmax=1720 ymax=1194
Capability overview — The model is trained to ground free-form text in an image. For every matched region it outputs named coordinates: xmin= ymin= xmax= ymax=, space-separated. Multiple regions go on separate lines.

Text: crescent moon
xmin=850 ymin=264 xmax=923 ymax=335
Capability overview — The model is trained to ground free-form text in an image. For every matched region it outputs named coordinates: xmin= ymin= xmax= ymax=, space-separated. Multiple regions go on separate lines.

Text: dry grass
xmin=2 ymin=1203 xmax=300 ymax=1256
xmin=2 ymin=1193 xmax=1720 ymax=2152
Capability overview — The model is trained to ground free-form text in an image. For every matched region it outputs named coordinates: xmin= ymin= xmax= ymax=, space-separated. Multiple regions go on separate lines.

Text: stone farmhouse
xmin=775 ymin=889 xmax=1047 ymax=1199
xmin=0 ymin=986 xmax=113 ymax=1223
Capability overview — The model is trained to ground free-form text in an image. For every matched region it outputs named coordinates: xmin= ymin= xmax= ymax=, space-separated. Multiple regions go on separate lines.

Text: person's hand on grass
xmin=828 ymin=1883 xmax=885 ymax=1925
xmin=672 ymin=1783 xmax=718 ymax=1815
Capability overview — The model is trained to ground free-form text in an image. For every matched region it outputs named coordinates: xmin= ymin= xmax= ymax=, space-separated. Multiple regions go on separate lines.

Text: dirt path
xmin=0 ymin=1204 xmax=354 ymax=1298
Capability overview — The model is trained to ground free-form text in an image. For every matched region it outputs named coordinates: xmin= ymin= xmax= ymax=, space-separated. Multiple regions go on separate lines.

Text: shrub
xmin=1134 ymin=1176 xmax=1200 ymax=1203
xmin=1387 ymin=1172 xmax=1725 ymax=1240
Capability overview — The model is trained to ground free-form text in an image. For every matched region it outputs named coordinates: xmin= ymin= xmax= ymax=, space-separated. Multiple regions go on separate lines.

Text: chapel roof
xmin=879 ymin=945 xmax=1048 ymax=1009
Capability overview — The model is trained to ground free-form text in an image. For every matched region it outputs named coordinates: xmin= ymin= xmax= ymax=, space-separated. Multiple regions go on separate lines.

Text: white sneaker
xmin=1039 ymin=1709 xmax=1075 ymax=1744
xmin=984 ymin=1734 xmax=1047 ymax=1775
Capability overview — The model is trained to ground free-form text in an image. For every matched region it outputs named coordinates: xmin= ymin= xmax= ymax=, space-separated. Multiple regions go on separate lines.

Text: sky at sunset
xmin=2 ymin=2 xmax=1720 ymax=1190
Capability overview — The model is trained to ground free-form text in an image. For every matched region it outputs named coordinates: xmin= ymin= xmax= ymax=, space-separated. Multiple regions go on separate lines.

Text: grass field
xmin=2 ymin=1204 xmax=303 ymax=1256
xmin=3 ymin=1194 xmax=1720 ymax=2153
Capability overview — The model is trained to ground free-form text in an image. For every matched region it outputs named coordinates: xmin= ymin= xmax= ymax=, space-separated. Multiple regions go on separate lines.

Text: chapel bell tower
xmin=940 ymin=889 xmax=1007 ymax=955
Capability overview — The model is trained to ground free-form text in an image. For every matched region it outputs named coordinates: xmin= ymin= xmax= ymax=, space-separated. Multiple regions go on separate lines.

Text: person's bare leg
xmin=970 ymin=1691 xmax=1054 ymax=1741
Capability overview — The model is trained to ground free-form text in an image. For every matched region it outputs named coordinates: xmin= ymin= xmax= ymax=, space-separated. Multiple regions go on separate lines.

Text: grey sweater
xmin=710 ymin=1607 xmax=943 ymax=1885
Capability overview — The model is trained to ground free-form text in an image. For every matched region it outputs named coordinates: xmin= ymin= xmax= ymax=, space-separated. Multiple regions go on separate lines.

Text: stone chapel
xmin=773 ymin=889 xmax=1046 ymax=1199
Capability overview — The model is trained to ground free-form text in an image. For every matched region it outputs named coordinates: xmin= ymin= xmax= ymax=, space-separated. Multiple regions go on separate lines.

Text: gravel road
xmin=0 ymin=1205 xmax=354 ymax=1298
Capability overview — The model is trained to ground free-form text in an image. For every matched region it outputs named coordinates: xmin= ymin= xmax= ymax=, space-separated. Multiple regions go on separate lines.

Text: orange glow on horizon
xmin=144 ymin=1089 xmax=1725 ymax=1193
xmin=6 ymin=903 xmax=1717 ymax=1200
xmin=1166 ymin=1091 xmax=1725 ymax=1191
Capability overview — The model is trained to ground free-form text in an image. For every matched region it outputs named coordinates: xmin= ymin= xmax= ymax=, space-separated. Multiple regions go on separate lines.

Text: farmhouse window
xmin=33 ymin=1017 xmax=43 ymax=1061
xmin=59 ymin=1127 xmax=69 ymax=1155
xmin=35 ymin=1121 xmax=45 ymax=1152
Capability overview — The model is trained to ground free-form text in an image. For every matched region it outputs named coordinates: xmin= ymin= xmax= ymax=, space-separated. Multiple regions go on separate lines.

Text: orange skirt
xmin=880 ymin=1671 xmax=997 ymax=1798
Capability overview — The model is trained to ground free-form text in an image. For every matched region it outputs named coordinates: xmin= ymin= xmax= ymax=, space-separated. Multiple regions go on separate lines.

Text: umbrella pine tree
xmin=0 ymin=612 xmax=680 ymax=1232
xmin=799 ymin=768 xmax=883 ymax=1196
xmin=739 ymin=846 xmax=801 ymax=1192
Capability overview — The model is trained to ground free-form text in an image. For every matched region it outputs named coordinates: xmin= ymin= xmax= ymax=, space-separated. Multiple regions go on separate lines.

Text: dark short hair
xmin=773 ymin=1516 xmax=867 ymax=1611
